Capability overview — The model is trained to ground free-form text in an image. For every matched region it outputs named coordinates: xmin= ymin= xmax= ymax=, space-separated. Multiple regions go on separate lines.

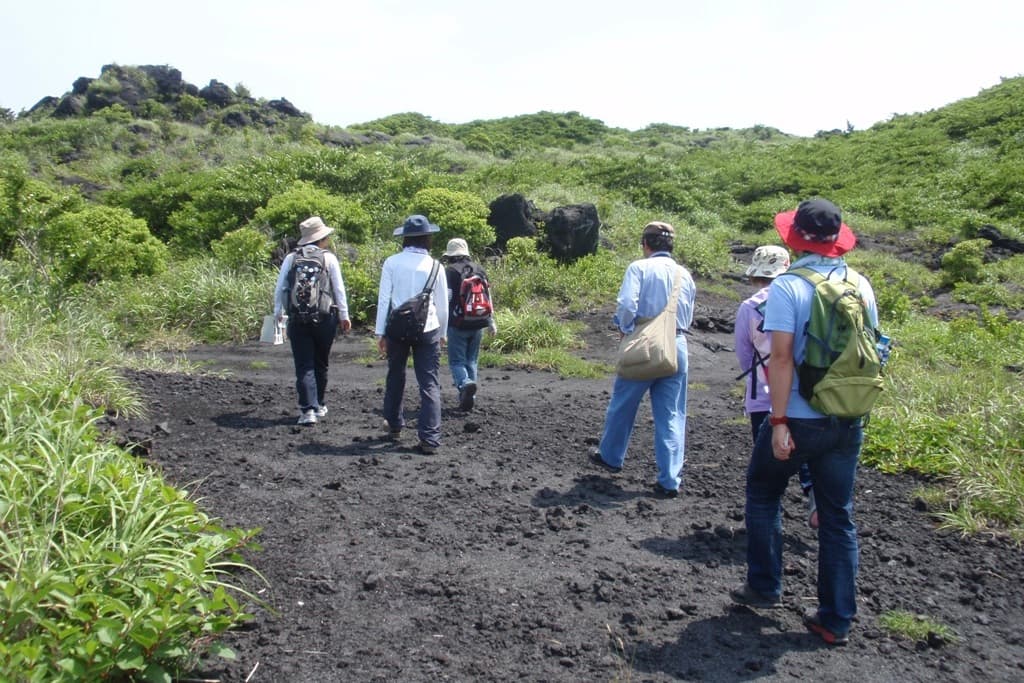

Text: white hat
xmin=443 ymin=238 xmax=470 ymax=258
xmin=297 ymin=216 xmax=335 ymax=246
xmin=745 ymin=245 xmax=790 ymax=279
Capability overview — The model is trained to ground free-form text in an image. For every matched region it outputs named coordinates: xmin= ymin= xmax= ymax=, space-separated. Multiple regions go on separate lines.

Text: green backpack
xmin=789 ymin=266 xmax=883 ymax=418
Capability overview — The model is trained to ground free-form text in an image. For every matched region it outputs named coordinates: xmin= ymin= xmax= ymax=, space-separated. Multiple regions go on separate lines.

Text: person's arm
xmin=326 ymin=254 xmax=351 ymax=332
xmin=767 ymin=330 xmax=796 ymax=460
xmin=273 ymin=253 xmax=293 ymax=322
xmin=613 ymin=263 xmax=642 ymax=334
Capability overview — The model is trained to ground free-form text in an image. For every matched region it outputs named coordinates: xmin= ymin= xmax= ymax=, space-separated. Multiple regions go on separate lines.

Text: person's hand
xmin=771 ymin=425 xmax=794 ymax=461
xmin=338 ymin=319 xmax=352 ymax=334
xmin=488 ymin=322 xmax=498 ymax=337
xmin=440 ymin=336 xmax=448 ymax=350
xmin=276 ymin=312 xmax=285 ymax=325
xmin=377 ymin=336 xmax=387 ymax=359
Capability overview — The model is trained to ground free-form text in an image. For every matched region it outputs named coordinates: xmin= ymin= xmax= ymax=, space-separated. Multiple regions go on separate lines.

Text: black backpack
xmin=287 ymin=247 xmax=334 ymax=324
xmin=385 ymin=261 xmax=441 ymax=343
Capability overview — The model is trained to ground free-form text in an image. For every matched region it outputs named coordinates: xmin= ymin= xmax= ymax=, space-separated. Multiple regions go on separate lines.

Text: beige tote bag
xmin=615 ymin=268 xmax=683 ymax=381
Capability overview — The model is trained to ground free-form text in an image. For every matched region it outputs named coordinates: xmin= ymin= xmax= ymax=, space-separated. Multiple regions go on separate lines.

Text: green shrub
xmin=940 ymin=238 xmax=990 ymax=286
xmin=408 ymin=187 xmax=494 ymax=255
xmin=41 ymin=206 xmax=168 ymax=285
xmin=0 ymin=158 xmax=84 ymax=259
xmin=211 ymin=226 xmax=273 ymax=272
xmin=252 ymin=181 xmax=370 ymax=243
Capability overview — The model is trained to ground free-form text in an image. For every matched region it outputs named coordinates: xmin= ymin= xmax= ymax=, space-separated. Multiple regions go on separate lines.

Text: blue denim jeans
xmin=287 ymin=313 xmax=338 ymax=411
xmin=745 ymin=415 xmax=863 ymax=636
xmin=598 ymin=336 xmax=688 ymax=491
xmin=447 ymin=326 xmax=483 ymax=390
xmin=383 ymin=327 xmax=442 ymax=448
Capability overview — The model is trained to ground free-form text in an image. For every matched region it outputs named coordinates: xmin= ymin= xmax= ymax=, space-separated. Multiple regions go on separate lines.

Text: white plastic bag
xmin=260 ymin=315 xmax=286 ymax=344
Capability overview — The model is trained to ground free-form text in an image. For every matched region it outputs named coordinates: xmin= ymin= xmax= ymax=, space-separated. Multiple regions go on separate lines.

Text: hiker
xmin=442 ymin=238 xmax=497 ymax=411
xmin=731 ymin=198 xmax=879 ymax=647
xmin=273 ymin=216 xmax=351 ymax=425
xmin=375 ymin=215 xmax=449 ymax=455
xmin=589 ymin=221 xmax=696 ymax=498
xmin=735 ymin=245 xmax=818 ymax=529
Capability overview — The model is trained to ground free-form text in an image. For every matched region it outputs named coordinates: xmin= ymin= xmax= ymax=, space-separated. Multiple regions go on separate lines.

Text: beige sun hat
xmin=443 ymin=238 xmax=470 ymax=258
xmin=745 ymin=245 xmax=791 ymax=279
xmin=297 ymin=216 xmax=335 ymax=246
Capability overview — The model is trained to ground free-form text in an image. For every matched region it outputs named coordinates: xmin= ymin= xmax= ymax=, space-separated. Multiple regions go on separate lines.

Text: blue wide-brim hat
xmin=393 ymin=214 xmax=441 ymax=237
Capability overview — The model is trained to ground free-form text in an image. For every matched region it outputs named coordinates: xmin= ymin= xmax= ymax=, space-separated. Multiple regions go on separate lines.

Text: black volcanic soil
xmin=112 ymin=286 xmax=1024 ymax=683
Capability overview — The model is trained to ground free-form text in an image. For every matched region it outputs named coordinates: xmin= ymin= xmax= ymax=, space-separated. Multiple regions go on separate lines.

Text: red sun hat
xmin=774 ymin=199 xmax=856 ymax=257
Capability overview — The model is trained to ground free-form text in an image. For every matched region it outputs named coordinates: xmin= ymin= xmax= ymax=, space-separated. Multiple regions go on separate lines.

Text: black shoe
xmin=730 ymin=583 xmax=782 ymax=609
xmin=652 ymin=483 xmax=679 ymax=499
xmin=803 ymin=611 xmax=849 ymax=645
xmin=589 ymin=450 xmax=621 ymax=474
xmin=458 ymin=381 xmax=477 ymax=411
xmin=417 ymin=442 xmax=438 ymax=455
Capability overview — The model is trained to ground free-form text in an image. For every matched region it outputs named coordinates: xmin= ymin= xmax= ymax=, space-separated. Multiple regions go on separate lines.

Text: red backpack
xmin=453 ymin=266 xmax=493 ymax=330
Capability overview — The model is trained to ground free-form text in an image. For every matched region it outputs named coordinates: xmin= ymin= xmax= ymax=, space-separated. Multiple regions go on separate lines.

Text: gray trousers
xmin=383 ymin=327 xmax=442 ymax=447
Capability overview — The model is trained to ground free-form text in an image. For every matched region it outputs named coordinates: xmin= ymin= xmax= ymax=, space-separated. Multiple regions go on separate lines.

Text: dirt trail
xmin=113 ymin=298 xmax=1024 ymax=682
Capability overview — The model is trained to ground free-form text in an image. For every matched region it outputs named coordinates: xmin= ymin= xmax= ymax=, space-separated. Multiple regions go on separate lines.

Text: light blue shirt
xmin=613 ymin=252 xmax=696 ymax=334
xmin=764 ymin=254 xmax=879 ymax=418
xmin=374 ymin=247 xmax=449 ymax=337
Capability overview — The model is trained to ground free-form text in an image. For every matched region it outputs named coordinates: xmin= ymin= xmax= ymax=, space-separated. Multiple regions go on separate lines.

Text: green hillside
xmin=1 ymin=65 xmax=1023 ymax=680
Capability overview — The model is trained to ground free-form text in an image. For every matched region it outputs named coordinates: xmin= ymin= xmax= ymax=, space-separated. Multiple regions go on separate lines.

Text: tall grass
xmin=863 ymin=309 xmax=1024 ymax=537
xmin=0 ymin=387 xmax=261 ymax=682
xmin=0 ymin=263 xmax=262 ymax=681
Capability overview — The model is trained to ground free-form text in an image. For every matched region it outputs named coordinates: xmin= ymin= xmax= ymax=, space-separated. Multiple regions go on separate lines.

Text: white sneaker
xmin=298 ymin=409 xmax=317 ymax=425
xmin=315 ymin=405 xmax=328 ymax=418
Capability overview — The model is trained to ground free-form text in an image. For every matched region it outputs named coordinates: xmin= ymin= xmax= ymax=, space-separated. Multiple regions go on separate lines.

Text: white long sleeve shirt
xmin=374 ymin=247 xmax=448 ymax=337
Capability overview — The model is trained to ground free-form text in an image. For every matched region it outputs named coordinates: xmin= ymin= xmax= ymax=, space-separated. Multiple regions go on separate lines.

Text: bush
xmin=252 ymin=181 xmax=370 ymax=244
xmin=408 ymin=187 xmax=494 ymax=255
xmin=211 ymin=226 xmax=273 ymax=272
xmin=940 ymin=238 xmax=990 ymax=286
xmin=41 ymin=206 xmax=168 ymax=285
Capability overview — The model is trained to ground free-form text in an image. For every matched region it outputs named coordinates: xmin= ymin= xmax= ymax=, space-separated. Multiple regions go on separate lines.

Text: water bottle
xmin=876 ymin=334 xmax=891 ymax=368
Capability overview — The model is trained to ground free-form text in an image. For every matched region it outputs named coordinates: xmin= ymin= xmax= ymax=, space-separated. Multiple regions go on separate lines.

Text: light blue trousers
xmin=599 ymin=336 xmax=688 ymax=491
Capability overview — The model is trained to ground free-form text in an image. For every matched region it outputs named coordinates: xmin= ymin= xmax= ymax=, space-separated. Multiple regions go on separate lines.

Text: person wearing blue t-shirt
xmin=730 ymin=199 xmax=878 ymax=647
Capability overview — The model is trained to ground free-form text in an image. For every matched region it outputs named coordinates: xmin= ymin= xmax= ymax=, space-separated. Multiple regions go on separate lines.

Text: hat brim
xmin=745 ymin=264 xmax=788 ymax=279
xmin=774 ymin=210 xmax=856 ymax=257
xmin=393 ymin=223 xmax=441 ymax=237
xmin=297 ymin=226 xmax=335 ymax=246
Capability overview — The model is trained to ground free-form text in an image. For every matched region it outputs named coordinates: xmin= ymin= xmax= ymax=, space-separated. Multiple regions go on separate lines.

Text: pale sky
xmin=3 ymin=0 xmax=1021 ymax=137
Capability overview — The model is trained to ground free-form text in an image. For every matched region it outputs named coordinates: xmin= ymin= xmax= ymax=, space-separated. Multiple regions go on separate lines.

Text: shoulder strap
xmin=663 ymin=265 xmax=683 ymax=315
xmin=422 ymin=260 xmax=440 ymax=294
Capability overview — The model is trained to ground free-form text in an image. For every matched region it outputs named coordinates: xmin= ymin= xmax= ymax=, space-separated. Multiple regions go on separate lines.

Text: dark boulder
xmin=978 ymin=224 xmax=1024 ymax=254
xmin=488 ymin=194 xmax=544 ymax=249
xmin=53 ymin=95 xmax=86 ymax=118
xmin=222 ymin=111 xmax=251 ymax=128
xmin=199 ymin=80 xmax=236 ymax=107
xmin=267 ymin=98 xmax=303 ymax=118
xmin=542 ymin=204 xmax=601 ymax=262
xmin=318 ymin=128 xmax=361 ymax=148
xmin=28 ymin=96 xmax=60 ymax=115
xmin=138 ymin=65 xmax=187 ymax=99
xmin=71 ymin=77 xmax=93 ymax=95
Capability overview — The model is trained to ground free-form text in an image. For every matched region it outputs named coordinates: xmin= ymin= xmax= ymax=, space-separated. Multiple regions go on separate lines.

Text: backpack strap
xmin=422 ymin=260 xmax=440 ymax=295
